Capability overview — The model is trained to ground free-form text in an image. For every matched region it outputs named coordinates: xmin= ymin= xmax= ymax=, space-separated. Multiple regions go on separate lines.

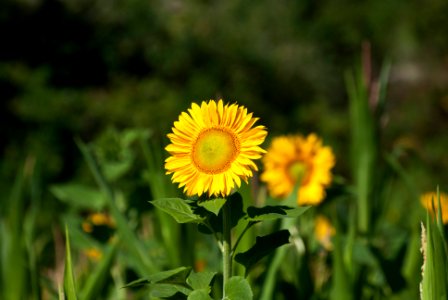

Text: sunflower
xmin=420 ymin=191 xmax=448 ymax=224
xmin=165 ymin=99 xmax=267 ymax=197
xmin=261 ymin=134 xmax=335 ymax=205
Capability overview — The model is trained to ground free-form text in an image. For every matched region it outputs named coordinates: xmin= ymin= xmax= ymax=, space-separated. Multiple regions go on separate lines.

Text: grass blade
xmin=64 ymin=226 xmax=78 ymax=300
xmin=80 ymin=241 xmax=119 ymax=300
xmin=1 ymin=163 xmax=27 ymax=300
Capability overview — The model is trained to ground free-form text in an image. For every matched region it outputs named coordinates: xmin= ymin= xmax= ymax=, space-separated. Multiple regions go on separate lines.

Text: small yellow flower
xmin=82 ymin=212 xmax=115 ymax=233
xmin=420 ymin=191 xmax=448 ymax=224
xmin=90 ymin=212 xmax=115 ymax=227
xmin=84 ymin=248 xmax=103 ymax=261
xmin=314 ymin=215 xmax=336 ymax=250
xmin=165 ymin=99 xmax=267 ymax=197
xmin=261 ymin=134 xmax=335 ymax=205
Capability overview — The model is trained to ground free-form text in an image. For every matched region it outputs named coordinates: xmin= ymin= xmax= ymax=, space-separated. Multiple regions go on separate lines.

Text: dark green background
xmin=1 ymin=0 xmax=447 ymax=202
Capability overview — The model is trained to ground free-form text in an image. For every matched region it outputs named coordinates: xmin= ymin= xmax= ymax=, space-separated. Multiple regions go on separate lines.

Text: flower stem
xmin=222 ymin=200 xmax=232 ymax=298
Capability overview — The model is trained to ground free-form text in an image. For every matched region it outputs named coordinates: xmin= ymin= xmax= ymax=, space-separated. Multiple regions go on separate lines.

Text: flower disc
xmin=165 ymin=99 xmax=267 ymax=197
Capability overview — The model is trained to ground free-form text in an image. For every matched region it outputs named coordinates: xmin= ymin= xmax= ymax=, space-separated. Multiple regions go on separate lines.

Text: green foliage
xmin=246 ymin=205 xmax=310 ymax=221
xmin=124 ymin=267 xmax=217 ymax=299
xmin=420 ymin=193 xmax=448 ymax=300
xmin=0 ymin=166 xmax=27 ymax=300
xmin=1 ymin=1 xmax=448 ymax=297
xmin=198 ymin=198 xmax=227 ymax=216
xmin=224 ymin=276 xmax=253 ymax=300
xmin=151 ymin=198 xmax=205 ymax=224
xmin=235 ymin=230 xmax=291 ymax=276
xmin=64 ymin=227 xmax=78 ymax=300
xmin=80 ymin=242 xmax=119 ymax=300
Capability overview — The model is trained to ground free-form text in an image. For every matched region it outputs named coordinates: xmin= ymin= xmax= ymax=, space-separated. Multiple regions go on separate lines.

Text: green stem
xmin=222 ymin=200 xmax=232 ymax=298
xmin=260 ymin=217 xmax=296 ymax=300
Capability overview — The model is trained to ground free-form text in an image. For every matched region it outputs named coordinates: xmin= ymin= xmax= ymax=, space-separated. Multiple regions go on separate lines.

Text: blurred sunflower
xmin=261 ymin=134 xmax=335 ymax=205
xmin=420 ymin=191 xmax=448 ymax=224
xmin=165 ymin=99 xmax=267 ymax=197
xmin=82 ymin=212 xmax=115 ymax=233
xmin=314 ymin=215 xmax=336 ymax=251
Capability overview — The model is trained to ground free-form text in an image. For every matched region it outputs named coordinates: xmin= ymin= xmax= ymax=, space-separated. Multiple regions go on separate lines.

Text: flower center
xmin=288 ymin=161 xmax=308 ymax=184
xmin=192 ymin=128 xmax=240 ymax=174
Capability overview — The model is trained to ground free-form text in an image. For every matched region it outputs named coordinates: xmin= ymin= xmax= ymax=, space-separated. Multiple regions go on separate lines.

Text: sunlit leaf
xmin=151 ymin=198 xmax=205 ymax=224
xmin=198 ymin=198 xmax=227 ymax=216
xmin=225 ymin=276 xmax=253 ymax=300
xmin=188 ymin=289 xmax=213 ymax=300
xmin=187 ymin=271 xmax=216 ymax=291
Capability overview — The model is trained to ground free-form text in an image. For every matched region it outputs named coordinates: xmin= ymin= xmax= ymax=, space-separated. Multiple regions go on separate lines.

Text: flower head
xmin=261 ymin=133 xmax=335 ymax=205
xmin=165 ymin=99 xmax=267 ymax=197
xmin=420 ymin=191 xmax=448 ymax=224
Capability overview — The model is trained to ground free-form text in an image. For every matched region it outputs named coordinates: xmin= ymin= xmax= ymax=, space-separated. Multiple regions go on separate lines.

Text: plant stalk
xmin=222 ymin=200 xmax=232 ymax=298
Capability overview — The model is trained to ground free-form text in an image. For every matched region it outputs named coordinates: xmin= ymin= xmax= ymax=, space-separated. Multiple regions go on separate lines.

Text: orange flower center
xmin=192 ymin=128 xmax=240 ymax=174
xmin=288 ymin=161 xmax=309 ymax=184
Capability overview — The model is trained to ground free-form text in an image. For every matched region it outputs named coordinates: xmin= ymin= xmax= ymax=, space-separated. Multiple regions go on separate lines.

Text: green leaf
xmin=330 ymin=229 xmax=353 ymax=300
xmin=124 ymin=267 xmax=193 ymax=298
xmin=421 ymin=208 xmax=448 ymax=300
xmin=225 ymin=276 xmax=253 ymax=300
xmin=123 ymin=267 xmax=192 ymax=288
xmin=150 ymin=283 xmax=191 ymax=298
xmin=64 ymin=226 xmax=78 ymax=300
xmin=122 ymin=278 xmax=150 ymax=289
xmin=188 ymin=289 xmax=213 ymax=300
xmin=235 ymin=230 xmax=290 ymax=276
xmin=246 ymin=205 xmax=310 ymax=221
xmin=2 ymin=168 xmax=27 ymax=300
xmin=151 ymin=198 xmax=205 ymax=224
xmin=198 ymin=198 xmax=227 ymax=216
xmin=197 ymin=193 xmax=245 ymax=235
xmin=50 ymin=183 xmax=105 ymax=210
xmin=149 ymin=266 xmax=192 ymax=284
xmin=187 ymin=271 xmax=216 ymax=290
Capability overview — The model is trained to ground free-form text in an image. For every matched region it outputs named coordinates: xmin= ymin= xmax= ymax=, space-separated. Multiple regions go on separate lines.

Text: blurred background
xmin=1 ymin=0 xmax=448 ymax=299
xmin=2 ymin=0 xmax=448 ymax=190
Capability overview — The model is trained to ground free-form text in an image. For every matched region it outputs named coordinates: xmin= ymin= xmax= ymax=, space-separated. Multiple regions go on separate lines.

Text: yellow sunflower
xmin=420 ymin=191 xmax=448 ymax=224
xmin=261 ymin=134 xmax=335 ymax=205
xmin=165 ymin=99 xmax=267 ymax=197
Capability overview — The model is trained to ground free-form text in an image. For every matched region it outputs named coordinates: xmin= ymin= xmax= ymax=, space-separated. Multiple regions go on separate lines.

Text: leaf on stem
xmin=234 ymin=230 xmax=291 ymax=276
xmin=197 ymin=193 xmax=245 ymax=235
xmin=151 ymin=198 xmax=205 ymax=223
xmin=198 ymin=198 xmax=227 ymax=216
xmin=246 ymin=205 xmax=310 ymax=221
xmin=124 ymin=267 xmax=193 ymax=298
xmin=186 ymin=271 xmax=216 ymax=290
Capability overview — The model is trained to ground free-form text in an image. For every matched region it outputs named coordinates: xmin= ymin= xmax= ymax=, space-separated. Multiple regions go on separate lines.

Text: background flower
xmin=261 ymin=133 xmax=335 ymax=205
xmin=420 ymin=191 xmax=448 ymax=224
xmin=314 ymin=215 xmax=336 ymax=251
